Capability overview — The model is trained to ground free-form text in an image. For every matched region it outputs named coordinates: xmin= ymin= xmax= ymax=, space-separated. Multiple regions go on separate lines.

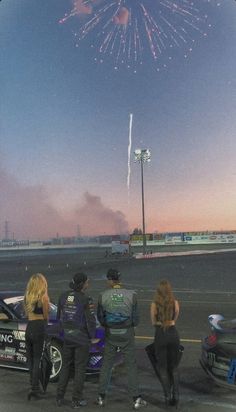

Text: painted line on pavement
xmin=138 ymin=298 xmax=234 ymax=305
xmin=201 ymin=401 xmax=236 ymax=410
xmin=115 ymin=384 xmax=236 ymax=410
xmin=135 ymin=248 xmax=236 ymax=259
xmin=125 ymin=285 xmax=236 ymax=296
xmin=135 ymin=335 xmax=201 ymax=343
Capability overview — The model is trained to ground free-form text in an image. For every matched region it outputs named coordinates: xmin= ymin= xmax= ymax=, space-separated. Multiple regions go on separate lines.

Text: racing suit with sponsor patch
xmin=97 ymin=284 xmax=140 ymax=398
xmin=56 ymin=290 xmax=96 ymax=402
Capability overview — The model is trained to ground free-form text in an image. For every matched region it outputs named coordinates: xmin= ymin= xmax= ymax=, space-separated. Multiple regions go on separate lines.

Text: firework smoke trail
xmin=127 ymin=113 xmax=133 ymax=201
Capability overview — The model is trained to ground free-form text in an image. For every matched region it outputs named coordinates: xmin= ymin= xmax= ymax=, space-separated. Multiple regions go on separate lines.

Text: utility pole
xmin=134 ymin=149 xmax=151 ymax=255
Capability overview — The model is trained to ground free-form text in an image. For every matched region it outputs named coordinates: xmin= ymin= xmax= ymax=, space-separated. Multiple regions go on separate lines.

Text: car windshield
xmin=4 ymin=296 xmax=26 ymax=319
xmin=4 ymin=296 xmax=57 ymax=320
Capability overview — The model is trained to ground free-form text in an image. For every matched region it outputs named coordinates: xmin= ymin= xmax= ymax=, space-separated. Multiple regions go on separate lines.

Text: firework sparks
xmin=59 ymin=0 xmax=221 ymax=69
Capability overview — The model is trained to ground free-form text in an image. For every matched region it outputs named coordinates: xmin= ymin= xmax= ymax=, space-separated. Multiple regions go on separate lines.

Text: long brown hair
xmin=154 ymin=280 xmax=175 ymax=328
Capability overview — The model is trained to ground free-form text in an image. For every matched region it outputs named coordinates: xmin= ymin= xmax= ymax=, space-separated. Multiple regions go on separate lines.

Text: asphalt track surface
xmin=1 ymin=246 xmax=236 ymax=411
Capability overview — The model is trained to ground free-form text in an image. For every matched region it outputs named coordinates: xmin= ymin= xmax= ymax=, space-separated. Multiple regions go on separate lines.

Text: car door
xmin=14 ymin=320 xmax=27 ymax=367
xmin=0 ymin=301 xmax=27 ymax=368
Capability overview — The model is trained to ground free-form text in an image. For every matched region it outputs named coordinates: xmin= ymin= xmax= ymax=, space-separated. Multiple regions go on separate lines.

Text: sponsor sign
xmin=0 ymin=329 xmax=27 ymax=364
xmin=16 ymin=353 xmax=27 ymax=363
xmin=0 ymin=353 xmax=14 ymax=361
xmin=0 ymin=333 xmax=13 ymax=344
xmin=131 ymin=231 xmax=236 ymax=246
xmin=5 ymin=346 xmax=16 ymax=354
xmin=165 ymin=235 xmax=183 ymax=244
xmin=13 ymin=331 xmax=25 ymax=341
xmin=130 ymin=234 xmax=151 ymax=241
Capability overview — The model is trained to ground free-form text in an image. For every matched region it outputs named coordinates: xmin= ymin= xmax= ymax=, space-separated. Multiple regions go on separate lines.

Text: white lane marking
xmin=110 ymin=383 xmax=236 ymax=410
xmin=138 ymin=299 xmax=235 ymax=304
xmin=173 ymin=289 xmax=236 ymax=295
xmin=201 ymin=401 xmax=236 ymax=410
xmin=135 ymin=248 xmax=236 ymax=259
xmin=135 ymin=335 xmax=201 ymax=343
xmin=124 ymin=285 xmax=236 ymax=295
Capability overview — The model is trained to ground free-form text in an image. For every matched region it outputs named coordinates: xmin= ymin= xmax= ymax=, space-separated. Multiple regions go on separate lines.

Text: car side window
xmin=12 ymin=301 xmax=26 ymax=319
xmin=0 ymin=305 xmax=10 ymax=320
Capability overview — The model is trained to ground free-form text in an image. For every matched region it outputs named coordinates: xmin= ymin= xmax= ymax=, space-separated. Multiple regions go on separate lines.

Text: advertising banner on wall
xmin=130 ymin=231 xmax=236 ymax=247
xmin=184 ymin=234 xmax=236 ymax=244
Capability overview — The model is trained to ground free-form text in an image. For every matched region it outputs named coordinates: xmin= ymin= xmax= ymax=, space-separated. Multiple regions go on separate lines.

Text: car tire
xmin=49 ymin=340 xmax=63 ymax=382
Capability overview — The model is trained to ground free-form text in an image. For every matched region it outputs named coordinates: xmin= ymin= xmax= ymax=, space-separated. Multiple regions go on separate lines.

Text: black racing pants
xmin=57 ymin=343 xmax=89 ymax=401
xmin=25 ymin=320 xmax=46 ymax=392
xmin=154 ymin=326 xmax=180 ymax=399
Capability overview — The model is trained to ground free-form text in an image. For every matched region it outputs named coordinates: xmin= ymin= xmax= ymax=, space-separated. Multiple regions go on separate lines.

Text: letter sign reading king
xmin=0 ymin=334 xmax=13 ymax=344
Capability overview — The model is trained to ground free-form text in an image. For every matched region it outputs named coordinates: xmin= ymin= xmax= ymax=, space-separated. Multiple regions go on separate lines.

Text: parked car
xmin=200 ymin=313 xmax=236 ymax=389
xmin=0 ymin=291 xmax=105 ymax=381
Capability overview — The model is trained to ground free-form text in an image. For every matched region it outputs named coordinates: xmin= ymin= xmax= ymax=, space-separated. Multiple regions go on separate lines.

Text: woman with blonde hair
xmin=150 ymin=280 xmax=180 ymax=408
xmin=24 ymin=273 xmax=49 ymax=400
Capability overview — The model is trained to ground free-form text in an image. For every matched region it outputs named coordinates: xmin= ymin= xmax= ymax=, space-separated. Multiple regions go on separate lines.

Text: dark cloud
xmin=75 ymin=192 xmax=129 ymax=236
xmin=0 ymin=167 xmax=129 ymax=239
xmin=0 ymin=166 xmax=71 ymax=240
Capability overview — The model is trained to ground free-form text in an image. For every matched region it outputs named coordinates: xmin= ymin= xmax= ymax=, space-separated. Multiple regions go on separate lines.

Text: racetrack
xmin=0 ymin=248 xmax=236 ymax=411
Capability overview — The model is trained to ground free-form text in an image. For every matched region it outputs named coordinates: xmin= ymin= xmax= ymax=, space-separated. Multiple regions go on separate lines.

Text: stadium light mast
xmin=134 ymin=148 xmax=151 ymax=255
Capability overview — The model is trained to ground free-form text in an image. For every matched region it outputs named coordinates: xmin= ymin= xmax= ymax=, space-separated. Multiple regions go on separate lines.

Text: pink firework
xmin=59 ymin=0 xmax=221 ymax=70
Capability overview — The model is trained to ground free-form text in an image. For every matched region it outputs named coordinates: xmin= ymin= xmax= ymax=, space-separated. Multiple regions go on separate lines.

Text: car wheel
xmin=49 ymin=341 xmax=62 ymax=382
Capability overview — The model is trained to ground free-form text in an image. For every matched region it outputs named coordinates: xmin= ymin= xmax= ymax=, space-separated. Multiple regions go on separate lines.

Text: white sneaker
xmin=133 ymin=397 xmax=147 ymax=410
xmin=96 ymin=395 xmax=105 ymax=407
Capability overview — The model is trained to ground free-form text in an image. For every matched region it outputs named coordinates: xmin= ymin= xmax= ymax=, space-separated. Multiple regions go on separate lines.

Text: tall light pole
xmin=134 ymin=148 xmax=151 ymax=255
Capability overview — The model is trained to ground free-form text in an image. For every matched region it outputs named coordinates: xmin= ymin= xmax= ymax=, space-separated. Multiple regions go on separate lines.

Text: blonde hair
xmin=24 ymin=273 xmax=48 ymax=314
xmin=154 ymin=280 xmax=175 ymax=329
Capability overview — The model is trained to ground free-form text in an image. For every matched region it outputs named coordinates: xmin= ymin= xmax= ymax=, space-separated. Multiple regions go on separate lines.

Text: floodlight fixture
xmin=134 ymin=148 xmax=151 ymax=163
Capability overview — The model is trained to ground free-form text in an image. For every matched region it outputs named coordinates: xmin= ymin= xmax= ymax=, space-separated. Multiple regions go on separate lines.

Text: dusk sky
xmin=1 ymin=0 xmax=236 ymax=240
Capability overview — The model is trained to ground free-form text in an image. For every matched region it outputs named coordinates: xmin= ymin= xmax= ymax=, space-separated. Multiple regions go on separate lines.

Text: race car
xmin=200 ymin=313 xmax=236 ymax=389
xmin=0 ymin=291 xmax=105 ymax=382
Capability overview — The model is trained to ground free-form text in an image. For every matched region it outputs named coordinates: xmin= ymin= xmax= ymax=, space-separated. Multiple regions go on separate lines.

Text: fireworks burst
xmin=59 ymin=0 xmax=221 ymax=70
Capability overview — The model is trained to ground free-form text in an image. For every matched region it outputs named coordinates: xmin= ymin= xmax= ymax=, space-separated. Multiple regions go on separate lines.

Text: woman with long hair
xmin=24 ymin=273 xmax=49 ymax=400
xmin=150 ymin=280 xmax=180 ymax=408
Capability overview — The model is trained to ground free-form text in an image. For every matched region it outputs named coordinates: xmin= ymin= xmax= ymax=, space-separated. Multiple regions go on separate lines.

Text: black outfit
xmin=25 ymin=303 xmax=46 ymax=394
xmin=56 ymin=289 xmax=96 ymax=402
xmin=153 ymin=303 xmax=180 ymax=405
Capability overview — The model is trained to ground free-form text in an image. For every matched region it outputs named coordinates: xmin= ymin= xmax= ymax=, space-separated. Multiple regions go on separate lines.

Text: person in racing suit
xmin=56 ymin=272 xmax=96 ymax=408
xmin=96 ymin=268 xmax=147 ymax=410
